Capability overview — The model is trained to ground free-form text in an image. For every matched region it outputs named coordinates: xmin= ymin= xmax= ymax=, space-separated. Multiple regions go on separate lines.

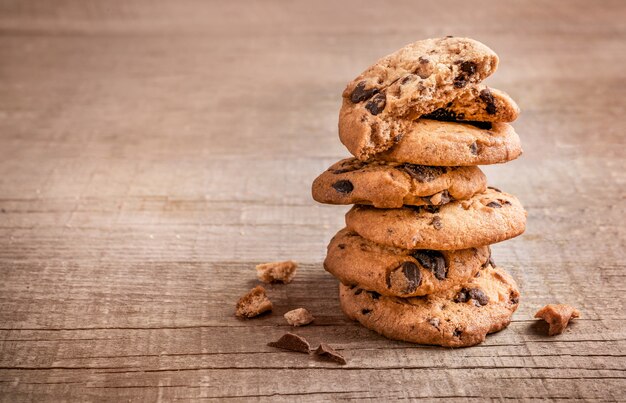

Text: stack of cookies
xmin=312 ymin=37 xmax=527 ymax=347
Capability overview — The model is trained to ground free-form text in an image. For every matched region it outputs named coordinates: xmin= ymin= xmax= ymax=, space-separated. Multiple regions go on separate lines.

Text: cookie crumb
xmin=314 ymin=343 xmax=347 ymax=365
xmin=235 ymin=285 xmax=272 ymax=318
xmin=535 ymin=304 xmax=580 ymax=336
xmin=267 ymin=333 xmax=310 ymax=353
xmin=284 ymin=308 xmax=315 ymax=326
xmin=256 ymin=260 xmax=298 ymax=283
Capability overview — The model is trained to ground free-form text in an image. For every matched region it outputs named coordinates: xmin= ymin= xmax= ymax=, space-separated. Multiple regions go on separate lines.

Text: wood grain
xmin=0 ymin=0 xmax=625 ymax=400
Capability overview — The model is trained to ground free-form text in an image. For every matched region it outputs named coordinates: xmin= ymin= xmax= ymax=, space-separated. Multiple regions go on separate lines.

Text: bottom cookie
xmin=339 ymin=265 xmax=520 ymax=347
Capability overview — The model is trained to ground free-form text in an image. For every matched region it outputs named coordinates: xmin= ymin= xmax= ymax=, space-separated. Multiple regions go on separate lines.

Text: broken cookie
xmin=235 ymin=285 xmax=272 ymax=318
xmin=256 ymin=260 xmax=298 ymax=283
xmin=535 ymin=304 xmax=580 ymax=336
xmin=284 ymin=308 xmax=315 ymax=326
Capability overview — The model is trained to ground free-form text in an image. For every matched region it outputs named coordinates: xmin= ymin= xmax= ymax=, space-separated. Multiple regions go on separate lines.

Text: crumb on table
xmin=256 ymin=260 xmax=298 ymax=283
xmin=535 ymin=304 xmax=580 ymax=336
xmin=235 ymin=285 xmax=272 ymax=318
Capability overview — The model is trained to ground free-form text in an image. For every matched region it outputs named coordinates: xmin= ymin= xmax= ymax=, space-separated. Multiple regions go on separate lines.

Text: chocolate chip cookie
xmin=345 ymin=188 xmax=526 ymax=250
xmin=325 ymin=228 xmax=491 ymax=297
xmin=312 ymin=158 xmax=486 ymax=208
xmin=339 ymin=264 xmax=520 ymax=347
xmin=372 ymin=119 xmax=522 ymax=166
xmin=339 ymin=37 xmax=499 ymax=160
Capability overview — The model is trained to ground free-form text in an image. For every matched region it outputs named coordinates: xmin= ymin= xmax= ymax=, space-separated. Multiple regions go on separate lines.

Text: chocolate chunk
xmin=455 ymin=287 xmax=489 ymax=305
xmin=454 ymin=289 xmax=470 ymax=303
xmin=510 ymin=292 xmax=519 ymax=305
xmin=466 ymin=121 xmax=493 ymax=130
xmin=350 ymin=81 xmax=378 ymax=103
xmin=423 ymin=108 xmax=465 ymax=122
xmin=267 ymin=333 xmax=311 ymax=353
xmin=400 ymin=164 xmax=448 ymax=182
xmin=479 ymin=88 xmax=497 ymax=115
xmin=395 ymin=261 xmax=422 ymax=293
xmin=332 ymin=180 xmax=354 ymax=194
xmin=361 ymin=308 xmax=372 ymax=315
xmin=487 ymin=201 xmax=502 ymax=208
xmin=366 ymin=290 xmax=381 ymax=300
xmin=453 ymin=61 xmax=478 ymax=88
xmin=412 ymin=250 xmax=448 ymax=280
xmin=365 ymin=93 xmax=386 ymax=115
xmin=468 ymin=288 xmax=489 ymax=306
xmin=354 ymin=288 xmax=362 ymax=295
xmin=429 ymin=216 xmax=443 ymax=230
xmin=453 ymin=328 xmax=463 ymax=337
xmin=314 ymin=343 xmax=347 ymax=365
xmin=469 ymin=142 xmax=479 ymax=155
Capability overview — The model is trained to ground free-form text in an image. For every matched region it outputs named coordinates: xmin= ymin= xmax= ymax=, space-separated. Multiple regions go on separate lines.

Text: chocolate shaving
xmin=267 ymin=333 xmax=311 ymax=353
xmin=314 ymin=343 xmax=347 ymax=365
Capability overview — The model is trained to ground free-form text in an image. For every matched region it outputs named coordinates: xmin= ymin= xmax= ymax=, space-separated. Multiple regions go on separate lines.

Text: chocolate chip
xmin=422 ymin=108 xmax=465 ymax=122
xmin=361 ymin=309 xmax=372 ymax=315
xmin=365 ymin=93 xmax=386 ymax=115
xmin=412 ymin=250 xmax=448 ymax=280
xmin=419 ymin=56 xmax=430 ymax=64
xmin=479 ymin=88 xmax=497 ymax=115
xmin=399 ymin=164 xmax=448 ymax=182
xmin=337 ymin=243 xmax=346 ymax=250
xmin=314 ymin=343 xmax=347 ymax=365
xmin=510 ymin=292 xmax=519 ymax=304
xmin=455 ymin=288 xmax=489 ymax=305
xmin=468 ymin=288 xmax=489 ymax=306
xmin=366 ymin=291 xmax=381 ymax=300
xmin=466 ymin=121 xmax=493 ymax=130
xmin=454 ymin=289 xmax=470 ymax=303
xmin=350 ymin=81 xmax=378 ymax=103
xmin=400 ymin=261 xmax=422 ymax=293
xmin=332 ymin=180 xmax=354 ymax=194
xmin=488 ymin=186 xmax=502 ymax=192
xmin=354 ymin=288 xmax=362 ymax=295
xmin=487 ymin=201 xmax=502 ymax=208
xmin=469 ymin=142 xmax=479 ymax=155
xmin=267 ymin=333 xmax=311 ymax=353
xmin=454 ymin=61 xmax=478 ymax=88
xmin=453 ymin=328 xmax=463 ymax=337
xmin=429 ymin=216 xmax=443 ymax=230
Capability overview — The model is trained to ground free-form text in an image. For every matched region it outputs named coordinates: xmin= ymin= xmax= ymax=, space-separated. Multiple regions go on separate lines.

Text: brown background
xmin=1 ymin=0 xmax=625 ymax=401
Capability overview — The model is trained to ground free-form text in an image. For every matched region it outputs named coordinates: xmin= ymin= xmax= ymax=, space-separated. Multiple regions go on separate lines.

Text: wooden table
xmin=1 ymin=0 xmax=624 ymax=401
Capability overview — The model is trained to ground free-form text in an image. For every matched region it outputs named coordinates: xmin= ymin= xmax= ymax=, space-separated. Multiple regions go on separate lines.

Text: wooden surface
xmin=0 ymin=0 xmax=625 ymax=401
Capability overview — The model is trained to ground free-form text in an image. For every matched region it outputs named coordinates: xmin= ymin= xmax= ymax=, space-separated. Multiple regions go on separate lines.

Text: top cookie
xmin=339 ymin=37 xmax=499 ymax=160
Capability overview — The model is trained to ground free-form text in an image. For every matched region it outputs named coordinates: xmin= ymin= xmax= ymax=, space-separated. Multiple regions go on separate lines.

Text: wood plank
xmin=0 ymin=0 xmax=624 ymax=400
